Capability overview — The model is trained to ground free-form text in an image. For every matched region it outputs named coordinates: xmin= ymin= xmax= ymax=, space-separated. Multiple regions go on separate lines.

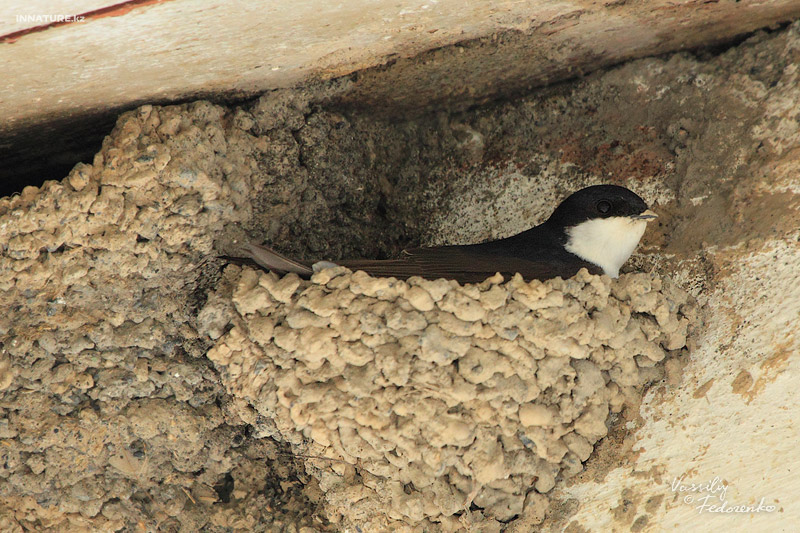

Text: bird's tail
xmin=234 ymin=242 xmax=314 ymax=276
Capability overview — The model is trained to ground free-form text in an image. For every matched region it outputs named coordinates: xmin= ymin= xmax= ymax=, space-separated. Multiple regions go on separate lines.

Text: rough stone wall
xmin=1 ymin=20 xmax=799 ymax=533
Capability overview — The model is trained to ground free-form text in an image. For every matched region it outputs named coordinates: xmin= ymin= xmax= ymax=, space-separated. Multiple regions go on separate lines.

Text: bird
xmin=233 ymin=184 xmax=657 ymax=284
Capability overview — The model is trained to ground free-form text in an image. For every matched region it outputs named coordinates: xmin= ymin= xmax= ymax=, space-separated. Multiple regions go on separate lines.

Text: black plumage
xmin=236 ymin=184 xmax=653 ymax=283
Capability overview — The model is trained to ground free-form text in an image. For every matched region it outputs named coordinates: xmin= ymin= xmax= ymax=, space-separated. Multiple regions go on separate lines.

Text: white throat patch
xmin=564 ymin=216 xmax=649 ymax=278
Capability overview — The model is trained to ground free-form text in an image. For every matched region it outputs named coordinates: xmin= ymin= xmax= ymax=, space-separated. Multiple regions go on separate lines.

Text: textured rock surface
xmin=1 ymin=20 xmax=800 ymax=533
xmin=0 ymin=103 xmax=325 ymax=531
xmin=200 ymin=266 xmax=694 ymax=530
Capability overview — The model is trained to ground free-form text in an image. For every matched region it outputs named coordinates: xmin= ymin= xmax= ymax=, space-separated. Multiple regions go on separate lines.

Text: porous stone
xmin=201 ymin=266 xmax=695 ymax=530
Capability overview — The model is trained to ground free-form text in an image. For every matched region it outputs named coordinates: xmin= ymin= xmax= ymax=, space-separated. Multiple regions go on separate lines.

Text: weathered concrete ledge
xmin=3 ymin=0 xmax=800 ymax=191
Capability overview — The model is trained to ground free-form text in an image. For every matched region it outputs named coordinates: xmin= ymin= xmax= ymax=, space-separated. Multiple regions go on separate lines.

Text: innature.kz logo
xmin=16 ymin=14 xmax=86 ymax=23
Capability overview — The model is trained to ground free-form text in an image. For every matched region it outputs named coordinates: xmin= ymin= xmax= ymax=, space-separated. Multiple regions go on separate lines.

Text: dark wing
xmin=340 ymin=246 xmax=601 ymax=283
xmin=233 ymin=242 xmax=600 ymax=283
xmin=235 ymin=242 xmax=314 ymax=276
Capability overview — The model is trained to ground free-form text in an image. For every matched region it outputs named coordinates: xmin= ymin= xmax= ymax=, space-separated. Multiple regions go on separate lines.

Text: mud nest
xmin=200 ymin=265 xmax=695 ymax=531
xmin=0 ymin=94 xmax=698 ymax=531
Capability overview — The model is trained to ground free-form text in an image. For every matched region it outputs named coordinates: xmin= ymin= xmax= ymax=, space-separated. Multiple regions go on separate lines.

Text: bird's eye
xmin=597 ymin=200 xmax=612 ymax=214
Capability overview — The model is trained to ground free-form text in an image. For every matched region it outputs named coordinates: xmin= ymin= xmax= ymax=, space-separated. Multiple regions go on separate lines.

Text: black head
xmin=545 ymin=185 xmax=650 ymax=229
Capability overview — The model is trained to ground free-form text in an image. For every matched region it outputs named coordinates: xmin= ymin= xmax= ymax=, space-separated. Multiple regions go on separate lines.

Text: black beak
xmin=631 ymin=209 xmax=658 ymax=220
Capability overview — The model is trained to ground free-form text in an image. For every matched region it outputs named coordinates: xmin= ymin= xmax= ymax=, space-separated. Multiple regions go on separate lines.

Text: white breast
xmin=564 ymin=217 xmax=648 ymax=277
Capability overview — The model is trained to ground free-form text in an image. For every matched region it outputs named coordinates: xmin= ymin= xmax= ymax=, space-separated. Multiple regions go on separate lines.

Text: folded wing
xmin=235 ymin=242 xmax=600 ymax=283
xmin=340 ymin=246 xmax=600 ymax=283
xmin=237 ymin=242 xmax=314 ymax=276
